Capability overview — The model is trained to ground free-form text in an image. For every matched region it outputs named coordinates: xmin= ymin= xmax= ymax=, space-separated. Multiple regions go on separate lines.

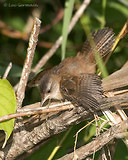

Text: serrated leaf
xmin=0 ymin=79 xmax=17 ymax=148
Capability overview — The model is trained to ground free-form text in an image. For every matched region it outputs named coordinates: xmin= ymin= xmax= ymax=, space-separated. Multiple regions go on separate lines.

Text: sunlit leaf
xmin=0 ymin=79 xmax=17 ymax=148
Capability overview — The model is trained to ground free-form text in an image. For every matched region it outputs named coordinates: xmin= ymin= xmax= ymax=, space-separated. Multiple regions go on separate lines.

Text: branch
xmin=16 ymin=17 xmax=41 ymax=109
xmin=0 ymin=20 xmax=28 ymax=40
xmin=0 ymin=20 xmax=56 ymax=49
xmin=0 ymin=102 xmax=74 ymax=123
xmin=57 ymin=120 xmax=128 ymax=160
xmin=2 ymin=62 xmax=12 ymax=79
xmin=40 ymin=9 xmax=64 ymax=34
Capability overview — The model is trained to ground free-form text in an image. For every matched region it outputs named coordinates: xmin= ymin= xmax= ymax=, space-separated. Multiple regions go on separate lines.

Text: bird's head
xmin=39 ymin=72 xmax=63 ymax=105
xmin=28 ymin=69 xmax=63 ymax=106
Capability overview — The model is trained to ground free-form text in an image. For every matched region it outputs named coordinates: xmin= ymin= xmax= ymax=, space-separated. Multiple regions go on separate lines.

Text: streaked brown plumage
xmin=28 ymin=27 xmax=116 ymax=112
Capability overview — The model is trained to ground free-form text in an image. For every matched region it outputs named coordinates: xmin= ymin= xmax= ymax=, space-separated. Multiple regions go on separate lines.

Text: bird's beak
xmin=40 ymin=94 xmax=50 ymax=106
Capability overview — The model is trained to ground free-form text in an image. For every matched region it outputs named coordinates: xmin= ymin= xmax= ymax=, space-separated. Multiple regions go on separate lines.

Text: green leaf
xmin=108 ymin=1 xmax=128 ymax=17
xmin=0 ymin=79 xmax=17 ymax=148
xmin=95 ymin=52 xmax=108 ymax=78
xmin=61 ymin=0 xmax=75 ymax=60
xmin=101 ymin=0 xmax=106 ymax=27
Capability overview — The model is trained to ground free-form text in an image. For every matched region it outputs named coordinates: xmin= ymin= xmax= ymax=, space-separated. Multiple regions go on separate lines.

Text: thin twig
xmin=3 ymin=62 xmax=12 ymax=79
xmin=105 ymin=20 xmax=128 ymax=63
xmin=0 ymin=102 xmax=73 ymax=123
xmin=0 ymin=20 xmax=54 ymax=49
xmin=18 ymin=101 xmax=71 ymax=111
xmin=74 ymin=118 xmax=96 ymax=155
xmin=40 ymin=9 xmax=64 ymax=34
xmin=32 ymin=0 xmax=91 ymax=73
xmin=0 ymin=20 xmax=28 ymax=40
xmin=16 ymin=17 xmax=41 ymax=109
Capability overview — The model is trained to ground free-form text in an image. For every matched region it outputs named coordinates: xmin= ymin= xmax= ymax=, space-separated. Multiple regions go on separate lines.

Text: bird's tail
xmin=79 ymin=27 xmax=116 ymax=63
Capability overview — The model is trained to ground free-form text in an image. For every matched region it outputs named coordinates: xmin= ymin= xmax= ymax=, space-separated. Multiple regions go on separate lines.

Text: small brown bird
xmin=28 ymin=27 xmax=116 ymax=112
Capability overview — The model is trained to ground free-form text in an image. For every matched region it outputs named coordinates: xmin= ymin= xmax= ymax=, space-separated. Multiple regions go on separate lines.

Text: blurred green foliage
xmin=0 ymin=0 xmax=128 ymax=159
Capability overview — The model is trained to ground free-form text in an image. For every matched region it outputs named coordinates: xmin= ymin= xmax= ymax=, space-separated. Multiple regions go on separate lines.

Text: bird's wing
xmin=60 ymin=74 xmax=103 ymax=112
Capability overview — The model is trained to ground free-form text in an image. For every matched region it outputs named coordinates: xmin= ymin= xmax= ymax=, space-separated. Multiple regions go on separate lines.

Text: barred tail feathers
xmin=79 ymin=27 xmax=116 ymax=63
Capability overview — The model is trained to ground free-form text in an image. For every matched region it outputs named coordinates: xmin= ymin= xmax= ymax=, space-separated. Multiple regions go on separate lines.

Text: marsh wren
xmin=28 ymin=27 xmax=115 ymax=112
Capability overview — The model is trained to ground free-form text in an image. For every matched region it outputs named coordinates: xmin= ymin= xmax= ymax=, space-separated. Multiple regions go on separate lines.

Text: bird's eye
xmin=47 ymin=89 xmax=51 ymax=93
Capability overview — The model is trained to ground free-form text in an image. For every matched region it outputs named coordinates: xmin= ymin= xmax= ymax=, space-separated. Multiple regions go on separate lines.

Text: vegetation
xmin=0 ymin=0 xmax=128 ymax=159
